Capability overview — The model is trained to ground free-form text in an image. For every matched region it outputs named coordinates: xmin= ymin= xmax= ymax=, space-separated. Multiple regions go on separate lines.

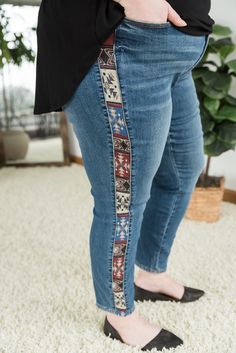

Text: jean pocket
xmin=123 ymin=17 xmax=172 ymax=29
xmin=190 ymin=34 xmax=210 ymax=70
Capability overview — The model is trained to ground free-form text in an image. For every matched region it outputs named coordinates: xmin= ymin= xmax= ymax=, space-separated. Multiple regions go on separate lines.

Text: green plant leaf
xmin=203 ymin=96 xmax=220 ymax=114
xmin=0 ymin=6 xmax=35 ymax=67
xmin=217 ymin=122 xmax=236 ymax=144
xmin=192 ymin=67 xmax=209 ymax=80
xmin=207 ymin=37 xmax=216 ymax=49
xmin=213 ymin=24 xmax=232 ymax=36
xmin=204 ymin=138 xmax=235 ymax=156
xmin=204 ymin=131 xmax=216 ymax=146
xmin=225 ymin=95 xmax=236 ymax=106
xmin=193 ymin=23 xmax=236 ymax=158
xmin=202 ymin=71 xmax=231 ymax=91
xmin=214 ymin=105 xmax=236 ymax=122
xmin=202 ymin=85 xmax=227 ymax=99
xmin=200 ymin=108 xmax=215 ymax=132
xmin=226 ymin=59 xmax=236 ymax=72
xmin=210 ymin=38 xmax=235 ymax=60
xmin=194 ymin=78 xmax=205 ymax=93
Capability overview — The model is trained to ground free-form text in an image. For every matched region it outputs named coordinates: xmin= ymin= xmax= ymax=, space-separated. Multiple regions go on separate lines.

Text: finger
xmin=167 ymin=4 xmax=187 ymax=27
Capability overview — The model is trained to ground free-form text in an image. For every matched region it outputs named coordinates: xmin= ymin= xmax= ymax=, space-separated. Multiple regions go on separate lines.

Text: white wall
xmin=68 ymin=0 xmax=236 ymax=189
xmin=210 ymin=0 xmax=236 ymax=42
xmin=207 ymin=0 xmax=236 ymax=190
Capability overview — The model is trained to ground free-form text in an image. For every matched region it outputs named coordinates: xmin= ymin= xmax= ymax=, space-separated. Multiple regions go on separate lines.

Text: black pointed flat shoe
xmin=134 ymin=283 xmax=205 ymax=303
xmin=103 ymin=316 xmax=183 ymax=351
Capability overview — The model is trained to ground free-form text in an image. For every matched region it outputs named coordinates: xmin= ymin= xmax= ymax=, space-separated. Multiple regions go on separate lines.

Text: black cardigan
xmin=33 ymin=0 xmax=214 ymax=115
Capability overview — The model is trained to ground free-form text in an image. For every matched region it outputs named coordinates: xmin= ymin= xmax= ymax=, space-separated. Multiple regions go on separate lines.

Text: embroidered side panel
xmin=97 ymin=33 xmax=131 ymax=314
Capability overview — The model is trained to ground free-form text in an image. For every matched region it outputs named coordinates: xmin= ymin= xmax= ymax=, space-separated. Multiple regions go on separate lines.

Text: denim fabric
xmin=62 ymin=18 xmax=209 ymax=316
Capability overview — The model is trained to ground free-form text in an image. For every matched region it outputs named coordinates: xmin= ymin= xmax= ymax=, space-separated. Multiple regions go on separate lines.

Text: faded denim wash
xmin=62 ymin=18 xmax=209 ymax=316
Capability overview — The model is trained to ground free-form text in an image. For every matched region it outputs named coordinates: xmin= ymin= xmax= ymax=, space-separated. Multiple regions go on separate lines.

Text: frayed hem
xmin=96 ymin=302 xmax=136 ymax=317
xmin=135 ymin=260 xmax=167 ymax=273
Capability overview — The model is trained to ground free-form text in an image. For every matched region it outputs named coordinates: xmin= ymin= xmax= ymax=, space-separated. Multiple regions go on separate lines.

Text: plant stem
xmin=203 ymin=156 xmax=211 ymax=187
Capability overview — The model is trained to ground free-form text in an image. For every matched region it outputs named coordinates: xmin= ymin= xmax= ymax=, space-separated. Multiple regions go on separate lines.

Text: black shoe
xmin=103 ymin=316 xmax=183 ymax=351
xmin=134 ymin=283 xmax=205 ymax=303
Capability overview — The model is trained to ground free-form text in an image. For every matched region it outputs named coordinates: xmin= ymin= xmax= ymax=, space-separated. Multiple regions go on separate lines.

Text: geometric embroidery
xmin=115 ymin=151 xmax=130 ymax=178
xmin=114 ymin=135 xmax=130 ymax=153
xmin=117 ymin=192 xmax=130 ymax=214
xmin=100 ymin=69 xmax=122 ymax=103
xmin=116 ymin=176 xmax=130 ymax=193
xmin=108 ymin=104 xmax=128 ymax=135
xmin=115 ymin=215 xmax=129 ymax=241
xmin=97 ymin=32 xmax=132 ymax=314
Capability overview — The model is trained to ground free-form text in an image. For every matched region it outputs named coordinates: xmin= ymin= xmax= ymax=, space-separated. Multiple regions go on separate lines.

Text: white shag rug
xmin=0 ymin=164 xmax=235 ymax=353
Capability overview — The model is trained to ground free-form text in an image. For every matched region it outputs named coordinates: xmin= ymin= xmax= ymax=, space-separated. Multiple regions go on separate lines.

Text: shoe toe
xmin=141 ymin=329 xmax=183 ymax=351
xmin=181 ymin=286 xmax=205 ymax=302
xmin=104 ymin=316 xmax=184 ymax=352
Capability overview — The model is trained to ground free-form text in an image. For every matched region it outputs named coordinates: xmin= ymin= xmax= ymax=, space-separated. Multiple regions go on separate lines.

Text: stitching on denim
xmin=172 ymin=35 xmax=210 ymax=88
xmin=187 ymin=35 xmax=210 ymax=73
xmin=94 ymin=60 xmax=118 ymax=294
xmin=113 ymin=39 xmax=136 ymax=308
xmin=97 ymin=30 xmax=133 ymax=316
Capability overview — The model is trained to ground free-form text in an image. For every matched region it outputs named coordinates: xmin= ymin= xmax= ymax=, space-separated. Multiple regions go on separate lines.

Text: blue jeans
xmin=62 ymin=18 xmax=209 ymax=317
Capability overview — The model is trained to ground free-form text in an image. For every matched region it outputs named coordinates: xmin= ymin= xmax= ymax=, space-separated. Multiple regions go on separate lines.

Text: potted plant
xmin=0 ymin=5 xmax=35 ymax=160
xmin=185 ymin=24 xmax=236 ymax=222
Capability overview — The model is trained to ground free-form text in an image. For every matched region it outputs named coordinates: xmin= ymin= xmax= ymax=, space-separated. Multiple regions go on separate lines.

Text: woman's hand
xmin=114 ymin=0 xmax=187 ymax=27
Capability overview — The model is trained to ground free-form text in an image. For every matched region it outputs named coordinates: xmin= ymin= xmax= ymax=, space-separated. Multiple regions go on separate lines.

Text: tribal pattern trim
xmin=97 ymin=32 xmax=131 ymax=314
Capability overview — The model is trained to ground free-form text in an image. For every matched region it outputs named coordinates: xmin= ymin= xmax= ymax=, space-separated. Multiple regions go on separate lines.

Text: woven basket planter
xmin=185 ymin=176 xmax=225 ymax=223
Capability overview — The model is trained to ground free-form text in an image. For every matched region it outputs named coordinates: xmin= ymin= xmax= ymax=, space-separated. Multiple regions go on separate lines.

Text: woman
xmin=34 ymin=0 xmax=214 ymax=350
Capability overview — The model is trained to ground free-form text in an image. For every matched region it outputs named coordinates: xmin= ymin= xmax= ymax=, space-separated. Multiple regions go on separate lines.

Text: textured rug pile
xmin=0 ymin=164 xmax=235 ymax=353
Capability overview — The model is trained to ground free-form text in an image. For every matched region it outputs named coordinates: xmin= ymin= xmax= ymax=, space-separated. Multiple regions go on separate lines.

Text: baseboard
xmin=70 ymin=155 xmax=236 ymax=204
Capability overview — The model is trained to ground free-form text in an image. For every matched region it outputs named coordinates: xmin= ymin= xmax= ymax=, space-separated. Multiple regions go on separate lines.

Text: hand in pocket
xmin=114 ymin=0 xmax=187 ymax=26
